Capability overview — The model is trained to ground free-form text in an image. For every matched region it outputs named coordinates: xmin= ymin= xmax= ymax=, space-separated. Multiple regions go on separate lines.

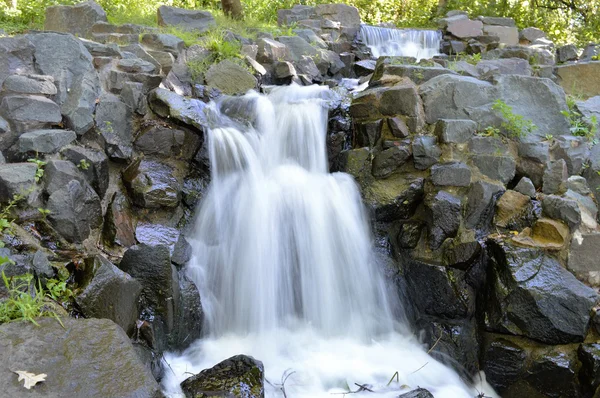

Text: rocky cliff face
xmin=1 ymin=1 xmax=600 ymax=397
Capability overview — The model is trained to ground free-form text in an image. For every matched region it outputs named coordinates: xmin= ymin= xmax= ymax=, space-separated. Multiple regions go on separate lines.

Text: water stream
xmin=359 ymin=25 xmax=441 ymax=60
xmin=162 ymin=84 xmax=495 ymax=398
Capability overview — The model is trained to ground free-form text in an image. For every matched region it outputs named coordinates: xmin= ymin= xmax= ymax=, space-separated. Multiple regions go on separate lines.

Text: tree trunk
xmin=221 ymin=0 xmax=243 ymax=19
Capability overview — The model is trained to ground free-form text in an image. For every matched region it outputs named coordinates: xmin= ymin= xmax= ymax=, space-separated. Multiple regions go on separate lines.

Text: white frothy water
xmin=359 ymin=25 xmax=441 ymax=60
xmin=162 ymin=84 xmax=496 ymax=398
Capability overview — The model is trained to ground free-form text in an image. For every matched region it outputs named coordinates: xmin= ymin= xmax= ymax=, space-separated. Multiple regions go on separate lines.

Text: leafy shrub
xmin=492 ymin=99 xmax=537 ymax=139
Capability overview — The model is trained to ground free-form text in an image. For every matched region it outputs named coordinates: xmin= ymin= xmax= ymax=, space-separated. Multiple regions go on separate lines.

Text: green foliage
xmin=37 ymin=208 xmax=51 ymax=219
xmin=492 ymin=99 xmax=537 ymax=139
xmin=478 ymin=126 xmax=500 ymax=137
xmin=561 ymin=96 xmax=598 ymax=142
xmin=27 ymin=157 xmax=46 ymax=183
xmin=0 ymin=193 xmax=25 ymax=249
xmin=77 ymin=159 xmax=90 ymax=170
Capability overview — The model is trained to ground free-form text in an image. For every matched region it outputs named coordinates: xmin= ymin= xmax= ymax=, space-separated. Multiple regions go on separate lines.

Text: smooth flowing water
xmin=162 ymin=84 xmax=495 ymax=398
xmin=359 ymin=25 xmax=441 ymax=60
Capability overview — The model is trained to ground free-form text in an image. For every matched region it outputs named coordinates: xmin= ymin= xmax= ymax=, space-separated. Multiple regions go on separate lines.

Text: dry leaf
xmin=14 ymin=370 xmax=47 ymax=389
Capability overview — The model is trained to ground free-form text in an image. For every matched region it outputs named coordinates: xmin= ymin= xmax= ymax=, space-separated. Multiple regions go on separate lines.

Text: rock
xmin=172 ymin=275 xmax=203 ymax=350
xmin=61 ymin=145 xmax=109 ymax=198
xmin=157 ymin=6 xmax=215 ymax=33
xmin=465 ymin=180 xmax=505 ymax=232
xmin=273 ymin=61 xmax=296 ymax=79
xmin=2 ymin=74 xmax=56 ymax=96
xmin=486 ymin=242 xmax=598 ymax=344
xmin=567 ymin=176 xmax=591 ymax=195
xmin=371 ymin=61 xmax=455 ymax=86
xmin=555 ymin=62 xmax=600 ymax=98
xmin=76 ymin=254 xmax=142 ymax=334
xmin=526 ymin=350 xmax=581 ymax=398
xmin=44 ymin=1 xmax=107 ymax=38
xmin=276 ymin=35 xmax=318 ymax=62
xmin=47 ymin=179 xmax=102 ymax=243
xmin=148 ymin=88 xmax=207 ymax=131
xmin=486 ymin=45 xmax=555 ymax=66
xmin=354 ymin=119 xmax=382 ymax=148
xmin=387 ymin=116 xmax=410 ymax=138
xmin=120 ymin=244 xmax=179 ymax=347
xmin=398 ymin=388 xmax=434 ymax=398
xmin=542 ymin=194 xmax=581 ymax=228
xmin=550 ymin=136 xmax=589 ymax=175
xmin=483 ymin=25 xmax=518 ymax=45
xmin=0 ymin=95 xmax=61 ymax=132
xmin=378 ymin=81 xmax=425 ymax=131
xmin=579 ymin=343 xmax=600 ymax=395
xmin=428 ymin=190 xmax=462 ymax=249
xmin=0 ymin=163 xmax=37 ymax=202
xmin=364 ymin=178 xmax=424 ymax=222
xmin=520 ymin=27 xmax=546 ymax=43
xmin=431 ymin=162 xmax=471 ymax=187
xmin=123 ymin=159 xmax=182 ymax=209
xmin=476 ymin=58 xmax=532 ymax=78
xmin=25 ymin=32 xmax=99 ymax=135
xmin=482 ymin=335 xmax=528 ymax=395
xmin=434 ymin=119 xmax=476 ymax=144
xmin=447 ymin=18 xmax=483 ymax=39
xmin=18 ymin=129 xmax=76 ymax=154
xmin=576 ymin=95 xmax=600 ymax=127
xmin=412 ymin=136 xmax=441 ymax=170
xmin=473 ymin=154 xmax=516 ymax=185
xmin=44 ymin=159 xmax=86 ymax=196
xmin=135 ymin=127 xmax=199 ymax=160
xmin=96 ymin=93 xmax=133 ymax=161
xmin=556 ymin=44 xmax=578 ymax=63
xmin=566 ymin=189 xmax=597 ymax=230
xmin=256 ymin=38 xmax=288 ymax=64
xmin=494 ymin=190 xmax=531 ymax=229
xmin=371 ymin=145 xmax=411 ymax=178
xmin=181 ymin=355 xmax=264 ymax=398
xmin=102 ymin=190 xmax=136 ymax=248
xmin=512 ymin=218 xmax=569 ymax=250
xmin=117 ymin=58 xmax=157 ymax=74
xmin=148 ymin=50 xmax=175 ymax=74
xmin=135 ymin=222 xmax=180 ymax=250
xmin=80 ymin=38 xmax=121 ymax=57
xmin=543 ymin=159 xmax=568 ymax=194
xmin=107 ymin=69 xmax=162 ymax=96
xmin=514 ymin=177 xmax=536 ymax=198
xmin=568 ymin=233 xmax=600 ymax=285
xmin=0 ymin=36 xmax=35 ymax=88
xmin=517 ymin=141 xmax=550 ymax=187
xmin=121 ymin=82 xmax=149 ymax=115
xmin=140 ymin=33 xmax=184 ymax=56
xmin=0 ymin=317 xmax=160 ymax=398
xmin=172 ymin=235 xmax=192 ymax=266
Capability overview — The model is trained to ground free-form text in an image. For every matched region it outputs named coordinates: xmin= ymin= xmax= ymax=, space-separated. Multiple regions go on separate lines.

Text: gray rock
xmin=102 ymin=190 xmax=136 ymax=248
xmin=569 ymin=234 xmax=600 ymax=285
xmin=293 ymin=28 xmax=327 ymax=49
xmin=117 ymin=58 xmax=157 ymax=74
xmin=256 ymin=38 xmax=288 ymax=64
xmin=120 ymin=82 xmax=149 ymax=115
xmin=476 ymin=58 xmax=532 ymax=78
xmin=517 ymin=141 xmax=551 ymax=187
xmin=365 ymin=177 xmax=424 ymax=222
xmin=205 ymin=59 xmax=257 ymax=96
xmin=80 ymin=38 xmax=121 ymax=57
xmin=28 ymin=250 xmax=53 ymax=279
xmin=61 ymin=145 xmax=109 ymax=198
xmin=483 ymin=25 xmax=518 ymax=45
xmin=277 ymin=5 xmax=315 ymax=26
xmin=0 ymin=94 xmax=61 ymax=130
xmin=412 ymin=136 xmax=441 ymax=170
xmin=556 ymin=44 xmax=579 ymax=63
xmin=134 ymin=126 xmax=199 ymax=160
xmin=473 ymin=155 xmax=516 ymax=184
xmin=273 ymin=61 xmax=297 ymax=79
xmin=478 ymin=16 xmax=516 ymax=27
xmin=172 ymin=274 xmax=203 ymax=350
xmin=135 ymin=222 xmax=180 ymax=250
xmin=148 ymin=50 xmax=175 ymax=74
xmin=486 ymin=243 xmax=598 ymax=344
xmin=122 ymin=158 xmax=182 ymax=208
xmin=371 ymin=145 xmax=411 ymax=178
xmin=428 ymin=190 xmax=462 ymax=249
xmin=157 ymin=5 xmax=215 ymax=33
xmin=519 ymin=27 xmax=546 ymax=43
xmin=44 ymin=1 xmax=107 ymax=38
xmin=465 ymin=180 xmax=505 ymax=231
xmin=551 ymin=136 xmax=590 ymax=175
xmin=431 ymin=162 xmax=471 ymax=187
xmin=76 ymin=254 xmax=142 ymax=334
xmin=140 ymin=33 xmax=185 ymax=56
xmin=2 ymin=74 xmax=56 ymax=96
xmin=555 ymin=61 xmax=600 ymax=98
xmin=18 ymin=129 xmax=76 ymax=154
xmin=172 ymin=235 xmax=192 ymax=266
xmin=576 ymin=95 xmax=600 ymax=128
xmin=567 ymin=176 xmax=590 ymax=195
xmin=434 ymin=119 xmax=476 ymax=144
xmin=120 ymin=43 xmax=161 ymax=71
xmin=25 ymin=32 xmax=100 ymax=135
xmin=148 ymin=88 xmax=207 ymax=131
xmin=0 ymin=36 xmax=35 ymax=88
xmin=181 ymin=355 xmax=264 ymax=398
xmin=47 ymin=179 xmax=102 ymax=243
xmin=399 ymin=389 xmax=434 ymax=398
xmin=543 ymin=159 xmax=568 ymax=194
xmin=387 ymin=116 xmax=410 ymax=138
xmin=96 ymin=93 xmax=133 ymax=161
xmin=44 ymin=159 xmax=86 ymax=196
xmin=107 ymin=69 xmax=162 ymax=95
xmin=276 ymin=35 xmax=317 ymax=61
xmin=294 ymin=56 xmax=321 ymax=81
xmin=371 ymin=61 xmax=456 ymax=86
xmin=378 ymin=81 xmax=425 ymax=131
xmin=579 ymin=343 xmax=600 ymax=395
xmin=0 ymin=317 xmax=160 ymax=398
xmin=0 ymin=162 xmax=37 ymax=202
xmin=486 ymin=45 xmax=555 ymax=66
xmin=514 ymin=177 xmax=536 ymax=198
xmin=447 ymin=18 xmax=483 ymax=39
xmin=542 ymin=194 xmax=581 ymax=228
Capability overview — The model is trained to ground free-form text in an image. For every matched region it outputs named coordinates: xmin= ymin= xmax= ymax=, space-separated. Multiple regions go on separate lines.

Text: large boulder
xmin=465 ymin=180 xmax=505 ymax=232
xmin=486 ymin=242 xmax=598 ymax=344
xmin=102 ymin=190 xmax=136 ymax=248
xmin=44 ymin=1 xmax=107 ymax=39
xmin=0 ymin=317 xmax=160 ymax=397
xmin=555 ymin=61 xmax=600 ymax=98
xmin=427 ymin=190 xmax=462 ymax=249
xmin=0 ymin=36 xmax=35 ymax=87
xmin=25 ymin=32 xmax=100 ymax=135
xmin=2 ymin=74 xmax=57 ymax=96
xmin=148 ymin=88 xmax=208 ymax=131
xmin=122 ymin=158 xmax=183 ymax=209
xmin=181 ymin=355 xmax=265 ymax=398
xmin=0 ymin=95 xmax=62 ymax=133
xmin=0 ymin=163 xmax=37 ymax=202
xmin=61 ymin=145 xmax=109 ymax=198
xmin=76 ymin=255 xmax=142 ymax=335
xmin=18 ymin=129 xmax=76 ymax=154
xmin=157 ymin=6 xmax=215 ymax=33
xmin=95 ymin=93 xmax=133 ymax=161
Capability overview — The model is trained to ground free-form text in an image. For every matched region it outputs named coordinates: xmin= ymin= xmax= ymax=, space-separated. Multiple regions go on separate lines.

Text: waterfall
xmin=162 ymin=84 xmax=495 ymax=398
xmin=359 ymin=25 xmax=441 ymax=60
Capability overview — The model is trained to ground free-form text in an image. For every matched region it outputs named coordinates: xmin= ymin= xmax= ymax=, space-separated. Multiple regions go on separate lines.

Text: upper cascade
xmin=359 ymin=24 xmax=442 ymax=60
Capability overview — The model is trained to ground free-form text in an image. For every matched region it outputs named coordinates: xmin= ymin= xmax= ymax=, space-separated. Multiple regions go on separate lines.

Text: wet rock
xmin=47 ymin=179 xmax=102 ymax=243
xmin=0 ymin=94 xmax=62 ymax=131
xmin=354 ymin=119 xmax=382 ymax=148
xmin=396 ymin=221 xmax=424 ymax=249
xmin=96 ymin=93 xmax=133 ymax=161
xmin=123 ymin=159 xmax=182 ymax=209
xmin=434 ymin=119 xmax=476 ymax=144
xmin=102 ymin=190 xmax=136 ymax=248
xmin=412 ymin=136 xmax=441 ymax=170
xmin=172 ymin=274 xmax=203 ymax=350
xmin=371 ymin=145 xmax=411 ymax=178
xmin=431 ymin=162 xmax=471 ymax=187
xmin=157 ymin=6 xmax=215 ymax=33
xmin=486 ymin=242 xmax=598 ymax=344
xmin=135 ymin=222 xmax=180 ymax=251
xmin=579 ymin=343 xmax=600 ymax=395
xmin=428 ymin=190 xmax=461 ymax=249
xmin=527 ymin=350 xmax=580 ymax=398
xmin=181 ymin=355 xmax=264 ymax=398
xmin=148 ymin=88 xmax=207 ymax=131
xmin=18 ymin=129 xmax=76 ymax=154
xmin=172 ymin=235 xmax=192 ymax=266
xmin=465 ymin=180 xmax=505 ymax=231
xmin=2 ymin=74 xmax=56 ymax=96
xmin=494 ymin=190 xmax=531 ymax=228
xmin=398 ymin=388 xmax=434 ymax=398
xmin=365 ymin=178 xmax=424 ymax=222
xmin=514 ymin=177 xmax=536 ymax=198
xmin=0 ymin=317 xmax=160 ymax=398
xmin=25 ymin=32 xmax=100 ymax=135
xmin=512 ymin=218 xmax=569 ymax=250
xmin=135 ymin=126 xmax=199 ymax=160
xmin=542 ymin=195 xmax=581 ymax=228
xmin=76 ymin=254 xmax=142 ymax=334
xmin=482 ymin=335 xmax=528 ymax=394
xmin=555 ymin=61 xmax=600 ymax=98
xmin=61 ymin=145 xmax=109 ymax=198
xmin=0 ymin=162 xmax=37 ymax=202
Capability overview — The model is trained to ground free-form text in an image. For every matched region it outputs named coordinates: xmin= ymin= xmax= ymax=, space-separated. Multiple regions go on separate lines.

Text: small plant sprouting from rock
xmin=561 ymin=96 xmax=598 ymax=142
xmin=77 ymin=159 xmax=91 ymax=170
xmin=27 ymin=157 xmax=46 ymax=183
xmin=491 ymin=99 xmax=537 ymax=139
xmin=37 ymin=208 xmax=51 ymax=220
xmin=478 ymin=126 xmax=501 ymax=137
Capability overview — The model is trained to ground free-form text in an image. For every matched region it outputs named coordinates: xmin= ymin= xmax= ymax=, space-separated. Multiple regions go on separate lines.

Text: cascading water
xmin=162 ymin=84 xmax=496 ymax=398
xmin=359 ymin=25 xmax=441 ymax=60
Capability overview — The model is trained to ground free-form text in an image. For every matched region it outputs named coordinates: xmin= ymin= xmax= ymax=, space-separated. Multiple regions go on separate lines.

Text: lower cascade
xmin=359 ymin=25 xmax=442 ymax=60
xmin=162 ymin=84 xmax=494 ymax=398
